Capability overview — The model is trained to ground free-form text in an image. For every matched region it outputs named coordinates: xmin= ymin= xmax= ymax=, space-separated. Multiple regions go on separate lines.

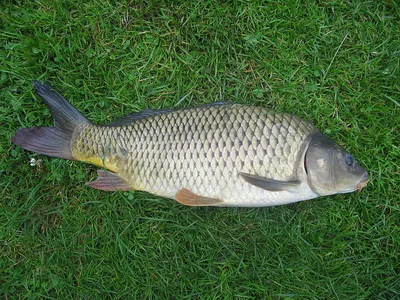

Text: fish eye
xmin=345 ymin=154 xmax=354 ymax=166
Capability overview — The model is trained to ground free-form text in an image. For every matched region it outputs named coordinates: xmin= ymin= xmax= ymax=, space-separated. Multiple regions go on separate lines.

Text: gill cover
xmin=305 ymin=133 xmax=368 ymax=196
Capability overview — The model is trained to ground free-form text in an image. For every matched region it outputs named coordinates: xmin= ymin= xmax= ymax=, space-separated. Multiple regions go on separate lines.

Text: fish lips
xmin=356 ymin=172 xmax=369 ymax=191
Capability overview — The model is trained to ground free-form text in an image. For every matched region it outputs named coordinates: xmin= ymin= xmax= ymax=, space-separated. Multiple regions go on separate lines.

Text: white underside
xmin=153 ymin=179 xmax=319 ymax=207
xmin=211 ymin=181 xmax=319 ymax=207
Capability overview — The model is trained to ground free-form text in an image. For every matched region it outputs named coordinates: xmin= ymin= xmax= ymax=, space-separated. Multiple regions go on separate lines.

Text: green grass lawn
xmin=1 ymin=0 xmax=399 ymax=298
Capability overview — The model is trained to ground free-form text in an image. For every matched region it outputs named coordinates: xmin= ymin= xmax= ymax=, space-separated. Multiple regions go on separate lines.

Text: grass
xmin=1 ymin=0 xmax=399 ymax=298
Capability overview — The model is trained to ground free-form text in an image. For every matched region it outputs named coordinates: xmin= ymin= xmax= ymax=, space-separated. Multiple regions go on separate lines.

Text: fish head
xmin=305 ymin=133 xmax=369 ymax=196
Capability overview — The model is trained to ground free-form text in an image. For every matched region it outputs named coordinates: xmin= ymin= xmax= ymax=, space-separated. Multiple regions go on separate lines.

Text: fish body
xmin=73 ymin=105 xmax=318 ymax=206
xmin=12 ymin=82 xmax=369 ymax=207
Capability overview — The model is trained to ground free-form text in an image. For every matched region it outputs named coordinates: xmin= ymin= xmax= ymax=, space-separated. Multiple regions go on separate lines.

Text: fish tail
xmin=11 ymin=81 xmax=91 ymax=160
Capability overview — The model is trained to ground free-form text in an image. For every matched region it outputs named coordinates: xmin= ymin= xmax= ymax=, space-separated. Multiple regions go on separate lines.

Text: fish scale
xmin=70 ymin=104 xmax=318 ymax=206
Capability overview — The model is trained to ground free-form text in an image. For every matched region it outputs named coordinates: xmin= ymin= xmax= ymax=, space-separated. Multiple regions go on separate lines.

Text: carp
xmin=12 ymin=82 xmax=369 ymax=207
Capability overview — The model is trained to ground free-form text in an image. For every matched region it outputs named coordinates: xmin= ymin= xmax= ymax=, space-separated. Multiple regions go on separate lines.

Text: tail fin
xmin=11 ymin=81 xmax=90 ymax=160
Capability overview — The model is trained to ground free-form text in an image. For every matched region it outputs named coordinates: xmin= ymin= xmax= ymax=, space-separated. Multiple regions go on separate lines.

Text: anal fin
xmin=86 ymin=170 xmax=131 ymax=191
xmin=176 ymin=188 xmax=223 ymax=206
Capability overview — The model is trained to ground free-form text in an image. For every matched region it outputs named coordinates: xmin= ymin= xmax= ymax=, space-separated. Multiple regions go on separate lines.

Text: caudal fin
xmin=11 ymin=81 xmax=90 ymax=160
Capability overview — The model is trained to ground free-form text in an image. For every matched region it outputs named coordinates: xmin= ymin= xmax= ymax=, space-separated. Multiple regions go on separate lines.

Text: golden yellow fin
xmin=175 ymin=188 xmax=223 ymax=206
xmin=86 ymin=170 xmax=131 ymax=191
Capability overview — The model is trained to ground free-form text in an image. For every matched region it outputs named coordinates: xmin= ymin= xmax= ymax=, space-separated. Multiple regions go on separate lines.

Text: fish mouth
xmin=356 ymin=172 xmax=369 ymax=191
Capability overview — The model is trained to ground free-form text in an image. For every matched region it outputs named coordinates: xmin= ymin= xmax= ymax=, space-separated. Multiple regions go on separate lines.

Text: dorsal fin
xmin=109 ymin=102 xmax=231 ymax=126
xmin=109 ymin=109 xmax=174 ymax=126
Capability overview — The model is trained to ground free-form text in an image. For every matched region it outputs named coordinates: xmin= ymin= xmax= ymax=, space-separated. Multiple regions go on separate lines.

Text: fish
xmin=11 ymin=81 xmax=369 ymax=207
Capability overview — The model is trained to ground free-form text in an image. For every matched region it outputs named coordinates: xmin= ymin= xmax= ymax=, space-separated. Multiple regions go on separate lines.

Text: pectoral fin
xmin=86 ymin=170 xmax=132 ymax=191
xmin=176 ymin=188 xmax=223 ymax=206
xmin=239 ymin=172 xmax=301 ymax=192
